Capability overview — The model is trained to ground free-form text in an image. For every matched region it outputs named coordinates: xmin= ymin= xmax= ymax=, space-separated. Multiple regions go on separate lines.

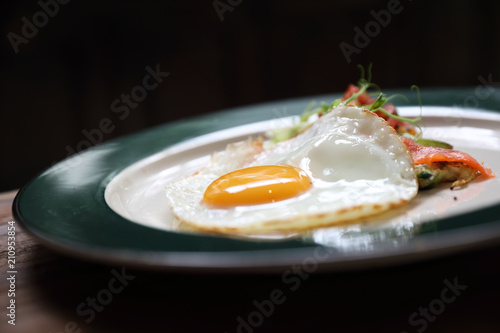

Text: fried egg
xmin=164 ymin=104 xmax=418 ymax=234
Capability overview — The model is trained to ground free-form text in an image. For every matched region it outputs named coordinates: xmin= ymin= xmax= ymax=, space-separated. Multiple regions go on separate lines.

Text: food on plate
xmin=165 ymin=104 xmax=418 ymax=234
xmin=164 ymin=66 xmax=495 ymax=235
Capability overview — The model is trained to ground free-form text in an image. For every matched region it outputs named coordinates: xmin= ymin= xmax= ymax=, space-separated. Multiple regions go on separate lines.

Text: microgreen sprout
xmin=368 ymin=90 xmax=424 ymax=137
xmin=346 ymin=65 xmax=425 ymax=138
xmin=344 ymin=63 xmax=380 ymax=105
xmin=269 ymin=64 xmax=426 ymax=143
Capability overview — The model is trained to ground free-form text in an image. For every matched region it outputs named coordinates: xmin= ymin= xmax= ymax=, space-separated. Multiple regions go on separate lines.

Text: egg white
xmin=164 ymin=104 xmax=418 ymax=234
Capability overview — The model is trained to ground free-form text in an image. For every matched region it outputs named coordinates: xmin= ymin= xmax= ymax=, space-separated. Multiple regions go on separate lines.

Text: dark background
xmin=1 ymin=0 xmax=500 ymax=191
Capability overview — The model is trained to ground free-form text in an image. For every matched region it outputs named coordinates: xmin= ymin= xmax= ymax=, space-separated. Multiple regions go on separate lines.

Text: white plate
xmin=105 ymin=106 xmax=500 ymax=249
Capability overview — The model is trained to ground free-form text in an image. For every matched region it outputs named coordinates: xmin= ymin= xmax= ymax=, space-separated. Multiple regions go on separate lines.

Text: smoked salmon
xmin=400 ymin=137 xmax=494 ymax=178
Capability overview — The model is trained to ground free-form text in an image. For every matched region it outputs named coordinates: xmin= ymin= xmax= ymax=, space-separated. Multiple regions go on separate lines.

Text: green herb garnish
xmin=269 ymin=64 xmax=425 ymax=143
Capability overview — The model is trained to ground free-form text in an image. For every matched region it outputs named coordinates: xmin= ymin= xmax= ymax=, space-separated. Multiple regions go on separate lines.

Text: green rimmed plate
xmin=12 ymin=88 xmax=500 ymax=272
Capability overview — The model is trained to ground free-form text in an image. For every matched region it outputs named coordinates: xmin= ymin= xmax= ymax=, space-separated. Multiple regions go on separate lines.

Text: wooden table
xmin=1 ymin=189 xmax=500 ymax=333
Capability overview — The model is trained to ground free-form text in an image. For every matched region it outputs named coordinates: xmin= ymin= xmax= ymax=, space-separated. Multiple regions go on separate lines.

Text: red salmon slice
xmin=400 ymin=137 xmax=495 ymax=177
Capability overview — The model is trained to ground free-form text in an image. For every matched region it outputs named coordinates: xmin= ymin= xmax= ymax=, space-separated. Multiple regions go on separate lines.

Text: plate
xmin=13 ymin=88 xmax=500 ymax=272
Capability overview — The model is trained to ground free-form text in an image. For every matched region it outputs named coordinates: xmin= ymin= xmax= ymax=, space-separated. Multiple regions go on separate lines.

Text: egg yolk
xmin=203 ymin=165 xmax=311 ymax=207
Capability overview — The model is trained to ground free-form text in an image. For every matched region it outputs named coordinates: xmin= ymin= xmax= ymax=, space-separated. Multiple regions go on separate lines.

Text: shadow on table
xmin=25 ymin=244 xmax=500 ymax=333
